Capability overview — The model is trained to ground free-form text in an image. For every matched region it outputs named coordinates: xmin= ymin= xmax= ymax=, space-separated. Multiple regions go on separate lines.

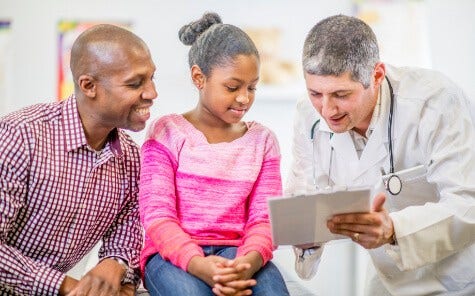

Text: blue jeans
xmin=144 ymin=246 xmax=289 ymax=296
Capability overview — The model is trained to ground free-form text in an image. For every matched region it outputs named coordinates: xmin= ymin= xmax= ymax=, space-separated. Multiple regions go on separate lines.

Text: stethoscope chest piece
xmin=386 ymin=174 xmax=402 ymax=195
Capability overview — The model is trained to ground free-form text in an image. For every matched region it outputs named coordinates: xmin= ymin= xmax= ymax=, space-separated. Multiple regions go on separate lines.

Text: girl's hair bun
xmin=179 ymin=12 xmax=223 ymax=45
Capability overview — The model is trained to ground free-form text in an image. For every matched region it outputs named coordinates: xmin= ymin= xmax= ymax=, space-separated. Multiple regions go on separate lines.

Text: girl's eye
xmin=248 ymin=87 xmax=257 ymax=92
xmin=227 ymin=86 xmax=238 ymax=92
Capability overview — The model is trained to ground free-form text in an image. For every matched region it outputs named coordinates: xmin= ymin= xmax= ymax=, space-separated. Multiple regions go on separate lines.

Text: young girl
xmin=139 ymin=12 xmax=289 ymax=296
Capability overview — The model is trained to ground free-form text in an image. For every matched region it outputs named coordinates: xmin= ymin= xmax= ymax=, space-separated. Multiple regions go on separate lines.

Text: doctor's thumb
xmin=372 ymin=193 xmax=386 ymax=212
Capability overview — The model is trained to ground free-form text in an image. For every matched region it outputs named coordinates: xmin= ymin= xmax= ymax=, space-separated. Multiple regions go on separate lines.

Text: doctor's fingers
xmin=330 ymin=212 xmax=384 ymax=226
xmin=330 ymin=225 xmax=391 ymax=249
xmin=327 ymin=228 xmax=373 ymax=249
xmin=328 ymin=220 xmax=380 ymax=235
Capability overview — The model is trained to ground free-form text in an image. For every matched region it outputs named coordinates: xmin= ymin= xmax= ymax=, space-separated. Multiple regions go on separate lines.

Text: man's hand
xmin=327 ymin=192 xmax=395 ymax=249
xmin=59 ymin=276 xmax=79 ymax=295
xmin=63 ymin=258 xmax=126 ymax=296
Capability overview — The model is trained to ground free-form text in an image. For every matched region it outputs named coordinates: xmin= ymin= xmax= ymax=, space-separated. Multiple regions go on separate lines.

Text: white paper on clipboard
xmin=267 ymin=188 xmax=371 ymax=246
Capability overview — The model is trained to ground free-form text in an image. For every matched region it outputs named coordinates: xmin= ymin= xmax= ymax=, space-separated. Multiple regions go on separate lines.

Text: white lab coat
xmin=285 ymin=65 xmax=475 ymax=295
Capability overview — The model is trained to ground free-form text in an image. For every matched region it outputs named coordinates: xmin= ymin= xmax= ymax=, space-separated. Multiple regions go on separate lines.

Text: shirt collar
xmin=352 ymin=79 xmax=387 ymax=139
xmin=106 ymin=128 xmax=123 ymax=157
xmin=63 ymin=95 xmax=88 ymax=152
xmin=62 ymin=95 xmax=123 ymax=157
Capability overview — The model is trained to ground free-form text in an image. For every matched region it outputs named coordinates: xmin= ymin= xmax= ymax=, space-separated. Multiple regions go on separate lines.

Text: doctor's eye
xmin=335 ymin=92 xmax=350 ymax=99
xmin=309 ymin=92 xmax=322 ymax=99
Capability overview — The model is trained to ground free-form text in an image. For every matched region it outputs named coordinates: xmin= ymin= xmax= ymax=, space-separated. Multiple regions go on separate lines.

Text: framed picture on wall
xmin=57 ymin=20 xmax=131 ymax=100
xmin=0 ymin=20 xmax=11 ymax=115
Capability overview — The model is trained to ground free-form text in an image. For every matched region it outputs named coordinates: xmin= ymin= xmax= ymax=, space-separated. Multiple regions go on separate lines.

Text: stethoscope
xmin=310 ymin=76 xmax=402 ymax=195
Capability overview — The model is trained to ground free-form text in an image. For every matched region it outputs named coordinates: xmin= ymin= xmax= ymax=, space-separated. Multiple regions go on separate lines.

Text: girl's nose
xmin=236 ymin=93 xmax=249 ymax=104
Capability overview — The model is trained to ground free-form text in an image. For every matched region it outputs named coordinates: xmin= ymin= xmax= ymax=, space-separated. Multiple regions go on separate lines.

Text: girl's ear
xmin=191 ymin=65 xmax=205 ymax=90
xmin=77 ymin=74 xmax=97 ymax=98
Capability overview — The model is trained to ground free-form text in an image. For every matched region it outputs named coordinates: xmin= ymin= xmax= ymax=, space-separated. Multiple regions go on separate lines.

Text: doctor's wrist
xmin=389 ymin=232 xmax=398 ymax=245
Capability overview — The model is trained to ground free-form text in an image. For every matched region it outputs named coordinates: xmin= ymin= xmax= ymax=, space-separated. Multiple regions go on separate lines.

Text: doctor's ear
xmin=372 ymin=62 xmax=386 ymax=88
xmin=191 ymin=65 xmax=205 ymax=90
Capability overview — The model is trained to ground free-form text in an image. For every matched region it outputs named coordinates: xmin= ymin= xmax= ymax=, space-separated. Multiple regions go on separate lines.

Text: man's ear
xmin=191 ymin=65 xmax=205 ymax=90
xmin=77 ymin=74 xmax=97 ymax=98
xmin=373 ymin=62 xmax=386 ymax=89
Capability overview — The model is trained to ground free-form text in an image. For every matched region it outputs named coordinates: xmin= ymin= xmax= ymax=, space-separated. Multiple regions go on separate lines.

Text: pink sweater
xmin=139 ymin=114 xmax=282 ymax=274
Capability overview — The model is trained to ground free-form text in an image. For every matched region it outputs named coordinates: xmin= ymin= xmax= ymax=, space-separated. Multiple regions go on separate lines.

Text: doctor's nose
xmin=321 ymin=97 xmax=338 ymax=117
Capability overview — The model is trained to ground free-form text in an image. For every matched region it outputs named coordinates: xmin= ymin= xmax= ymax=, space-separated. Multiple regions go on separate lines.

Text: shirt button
xmin=81 ymin=203 xmax=87 ymax=209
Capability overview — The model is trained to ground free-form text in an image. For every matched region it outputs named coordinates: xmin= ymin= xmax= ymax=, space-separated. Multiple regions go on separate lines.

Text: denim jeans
xmin=144 ymin=246 xmax=290 ymax=296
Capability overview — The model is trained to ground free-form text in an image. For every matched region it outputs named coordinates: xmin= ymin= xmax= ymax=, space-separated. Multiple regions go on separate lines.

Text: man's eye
xmin=335 ymin=93 xmax=348 ymax=99
xmin=128 ymin=81 xmax=142 ymax=88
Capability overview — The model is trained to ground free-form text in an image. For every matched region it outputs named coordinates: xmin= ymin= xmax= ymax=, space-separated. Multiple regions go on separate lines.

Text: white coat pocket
xmin=382 ymin=165 xmax=439 ymax=211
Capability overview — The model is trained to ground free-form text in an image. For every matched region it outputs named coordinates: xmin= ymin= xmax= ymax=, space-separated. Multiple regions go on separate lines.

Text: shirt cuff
xmin=293 ymin=245 xmax=324 ymax=280
xmin=237 ymin=244 xmax=273 ymax=266
xmin=102 ymin=256 xmax=141 ymax=286
xmin=123 ymin=266 xmax=140 ymax=286
xmin=33 ymin=265 xmax=65 ymax=295
xmin=178 ymin=248 xmax=204 ymax=272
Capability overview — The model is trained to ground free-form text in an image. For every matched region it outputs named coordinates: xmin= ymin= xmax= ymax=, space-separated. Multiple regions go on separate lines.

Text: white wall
xmin=1 ymin=0 xmax=475 ymax=295
xmin=0 ymin=0 xmax=353 ymax=176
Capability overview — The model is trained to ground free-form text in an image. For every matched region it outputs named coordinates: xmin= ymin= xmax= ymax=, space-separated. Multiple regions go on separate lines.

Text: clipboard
xmin=267 ymin=188 xmax=371 ymax=245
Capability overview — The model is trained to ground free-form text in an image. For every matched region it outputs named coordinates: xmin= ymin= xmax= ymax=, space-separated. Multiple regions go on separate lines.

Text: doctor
xmin=286 ymin=15 xmax=475 ymax=295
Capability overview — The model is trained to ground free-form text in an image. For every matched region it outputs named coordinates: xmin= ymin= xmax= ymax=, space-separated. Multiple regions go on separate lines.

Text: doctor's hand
xmin=327 ymin=192 xmax=395 ymax=249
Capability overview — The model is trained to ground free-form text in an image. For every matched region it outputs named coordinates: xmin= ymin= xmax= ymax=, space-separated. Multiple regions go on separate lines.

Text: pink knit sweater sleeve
xmin=139 ymin=120 xmax=204 ymax=271
xmin=236 ymin=130 xmax=282 ymax=265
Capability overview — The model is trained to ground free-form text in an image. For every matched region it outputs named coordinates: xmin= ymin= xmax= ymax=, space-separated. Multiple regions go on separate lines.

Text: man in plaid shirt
xmin=0 ymin=24 xmax=157 ymax=295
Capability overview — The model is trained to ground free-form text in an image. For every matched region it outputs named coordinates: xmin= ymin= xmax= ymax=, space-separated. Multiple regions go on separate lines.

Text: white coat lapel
xmin=354 ymin=78 xmax=393 ymax=181
xmin=356 ymin=124 xmax=389 ymax=180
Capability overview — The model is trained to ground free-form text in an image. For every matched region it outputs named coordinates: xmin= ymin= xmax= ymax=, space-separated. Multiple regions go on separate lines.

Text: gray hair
xmin=302 ymin=15 xmax=379 ymax=88
xmin=178 ymin=12 xmax=259 ymax=76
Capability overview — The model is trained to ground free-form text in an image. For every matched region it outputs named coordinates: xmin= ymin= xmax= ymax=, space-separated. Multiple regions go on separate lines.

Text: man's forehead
xmin=305 ymin=72 xmax=360 ymax=91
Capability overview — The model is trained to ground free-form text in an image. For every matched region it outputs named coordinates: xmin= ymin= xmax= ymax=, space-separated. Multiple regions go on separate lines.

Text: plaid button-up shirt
xmin=0 ymin=96 xmax=143 ymax=295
